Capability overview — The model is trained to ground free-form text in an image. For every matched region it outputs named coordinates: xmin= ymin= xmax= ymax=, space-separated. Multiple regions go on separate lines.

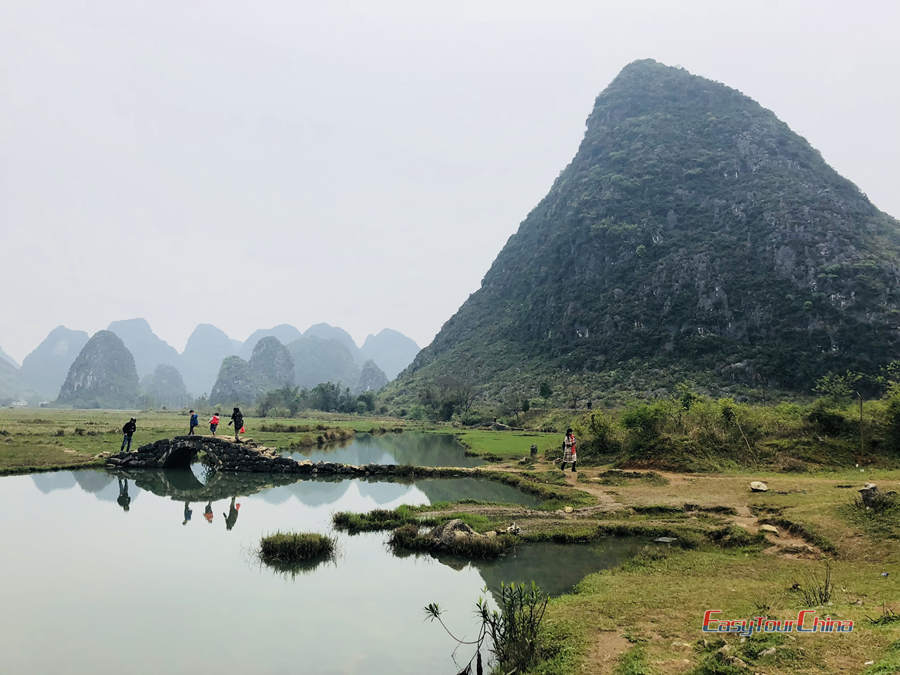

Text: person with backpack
xmin=120 ymin=417 xmax=136 ymax=452
xmin=209 ymin=412 xmax=220 ymax=435
xmin=188 ymin=410 xmax=199 ymax=435
xmin=227 ymin=407 xmax=244 ymax=442
xmin=561 ymin=428 xmax=577 ymax=472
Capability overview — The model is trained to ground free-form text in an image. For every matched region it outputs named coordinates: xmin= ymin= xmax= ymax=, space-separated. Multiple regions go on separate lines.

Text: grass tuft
xmin=259 ymin=531 xmax=335 ymax=564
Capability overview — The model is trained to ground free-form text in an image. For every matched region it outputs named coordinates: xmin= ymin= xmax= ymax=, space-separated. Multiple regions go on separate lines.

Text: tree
xmin=539 ymin=382 xmax=552 ymax=404
xmin=813 ymin=371 xmax=862 ymax=404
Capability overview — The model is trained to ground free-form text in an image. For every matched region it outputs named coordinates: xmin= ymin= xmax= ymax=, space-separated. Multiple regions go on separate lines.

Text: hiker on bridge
xmin=182 ymin=502 xmax=192 ymax=525
xmin=224 ymin=496 xmax=240 ymax=531
xmin=120 ymin=417 xmax=137 ymax=452
xmin=188 ymin=410 xmax=199 ymax=435
xmin=227 ymin=407 xmax=244 ymax=442
xmin=209 ymin=412 xmax=220 ymax=435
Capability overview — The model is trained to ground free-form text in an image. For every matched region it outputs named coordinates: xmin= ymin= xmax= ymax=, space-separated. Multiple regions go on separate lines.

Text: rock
xmin=55 ymin=330 xmax=139 ymax=408
xmin=430 ymin=519 xmax=482 ymax=547
xmin=759 ymin=524 xmax=779 ymax=535
xmin=858 ymin=485 xmax=880 ymax=508
xmin=749 ymin=481 xmax=768 ymax=492
xmin=504 ymin=523 xmax=520 ymax=535
xmin=654 ymin=536 xmax=677 ymax=543
xmin=485 ymin=531 xmax=497 ymax=538
xmin=759 ymin=647 xmax=777 ymax=657
xmin=564 ymin=506 xmax=574 ymax=513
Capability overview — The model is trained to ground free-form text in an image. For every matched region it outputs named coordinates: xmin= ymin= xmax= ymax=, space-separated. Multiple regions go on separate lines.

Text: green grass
xmin=446 ymin=428 xmax=558 ymax=459
xmin=388 ymin=523 xmax=514 ymax=558
xmin=865 ymin=640 xmax=900 ymax=674
xmin=259 ymin=531 xmax=335 ymax=563
xmin=614 ymin=643 xmax=654 ymax=675
xmin=0 ymin=409 xmax=377 ymax=474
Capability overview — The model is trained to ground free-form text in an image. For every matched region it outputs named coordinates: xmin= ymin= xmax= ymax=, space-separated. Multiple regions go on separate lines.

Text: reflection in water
xmin=466 ymin=540 xmax=647 ymax=597
xmin=111 ymin=467 xmax=541 ymax=510
xmin=1 ymin=468 xmax=641 ymax=674
xmin=116 ymin=478 xmax=131 ymax=512
xmin=224 ymin=497 xmax=240 ymax=530
xmin=288 ymin=432 xmax=485 ymax=467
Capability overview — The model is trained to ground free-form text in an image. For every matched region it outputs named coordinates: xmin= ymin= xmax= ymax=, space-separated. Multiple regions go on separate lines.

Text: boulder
xmin=759 ymin=524 xmax=779 ymax=536
xmin=430 ymin=519 xmax=482 ymax=547
xmin=749 ymin=481 xmax=769 ymax=492
xmin=858 ymin=484 xmax=879 ymax=507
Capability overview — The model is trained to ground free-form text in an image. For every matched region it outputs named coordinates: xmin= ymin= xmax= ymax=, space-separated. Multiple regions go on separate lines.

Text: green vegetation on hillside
xmin=386 ymin=58 xmax=900 ymax=407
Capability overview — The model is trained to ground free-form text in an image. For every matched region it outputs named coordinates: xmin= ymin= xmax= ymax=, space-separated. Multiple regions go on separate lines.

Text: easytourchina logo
xmin=702 ymin=610 xmax=853 ymax=637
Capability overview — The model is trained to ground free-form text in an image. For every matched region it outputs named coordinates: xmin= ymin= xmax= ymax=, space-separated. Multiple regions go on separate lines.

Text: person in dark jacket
xmin=223 ymin=496 xmax=240 ymax=531
xmin=121 ymin=417 xmax=137 ymax=452
xmin=117 ymin=477 xmax=131 ymax=511
xmin=227 ymin=407 xmax=244 ymax=442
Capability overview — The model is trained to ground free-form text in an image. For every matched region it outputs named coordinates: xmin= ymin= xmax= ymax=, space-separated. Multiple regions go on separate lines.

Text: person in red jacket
xmin=209 ymin=412 xmax=220 ymax=435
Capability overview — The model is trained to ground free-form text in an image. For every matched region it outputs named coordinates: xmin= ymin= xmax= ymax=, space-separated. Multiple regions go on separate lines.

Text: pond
xmin=0 ymin=469 xmax=646 ymax=674
xmin=285 ymin=431 xmax=485 ymax=467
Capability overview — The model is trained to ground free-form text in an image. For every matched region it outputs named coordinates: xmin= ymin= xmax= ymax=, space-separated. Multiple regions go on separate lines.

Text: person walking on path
xmin=188 ymin=410 xmax=199 ymax=435
xmin=209 ymin=412 xmax=220 ymax=435
xmin=120 ymin=417 xmax=137 ymax=452
xmin=227 ymin=407 xmax=244 ymax=442
xmin=204 ymin=501 xmax=213 ymax=524
xmin=561 ymin=428 xmax=577 ymax=472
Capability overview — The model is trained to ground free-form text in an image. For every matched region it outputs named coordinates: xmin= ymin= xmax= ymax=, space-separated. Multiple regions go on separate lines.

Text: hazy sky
xmin=2 ymin=1 xmax=899 ymax=362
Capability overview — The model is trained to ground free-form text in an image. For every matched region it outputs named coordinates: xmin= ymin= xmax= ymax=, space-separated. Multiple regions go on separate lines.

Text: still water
xmin=0 ymin=468 xmax=645 ymax=674
xmin=285 ymin=432 xmax=486 ymax=467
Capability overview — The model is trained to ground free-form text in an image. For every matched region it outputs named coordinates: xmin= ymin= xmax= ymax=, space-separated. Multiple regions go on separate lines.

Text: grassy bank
xmin=0 ymin=408 xmax=390 ymax=474
xmin=333 ymin=461 xmax=899 ymax=673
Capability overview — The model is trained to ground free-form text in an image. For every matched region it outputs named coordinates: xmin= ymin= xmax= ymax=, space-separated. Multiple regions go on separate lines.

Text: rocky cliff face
xmin=209 ymin=356 xmax=257 ymax=405
xmin=361 ymin=329 xmax=420 ymax=380
xmin=239 ymin=324 xmax=303 ymax=360
xmin=305 ymin=323 xmax=361 ymax=363
xmin=249 ymin=336 xmax=295 ymax=391
xmin=56 ymin=330 xmax=139 ymax=408
xmin=108 ymin=318 xmax=180 ymax=378
xmin=209 ymin=337 xmax=295 ymax=404
xmin=21 ymin=326 xmax=90 ymax=399
xmin=357 ymin=359 xmax=388 ymax=392
xmin=287 ymin=335 xmax=360 ymax=389
xmin=140 ymin=364 xmax=190 ymax=408
xmin=179 ymin=323 xmax=239 ymax=397
xmin=0 ymin=358 xmax=24 ymax=403
xmin=390 ymin=59 xmax=900 ymax=402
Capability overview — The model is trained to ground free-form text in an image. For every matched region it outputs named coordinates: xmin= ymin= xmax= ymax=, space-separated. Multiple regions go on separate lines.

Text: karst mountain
xmin=390 ymin=59 xmax=900 ymax=402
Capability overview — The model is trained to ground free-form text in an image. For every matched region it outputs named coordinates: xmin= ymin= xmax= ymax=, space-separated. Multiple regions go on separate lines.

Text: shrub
xmin=426 ymin=581 xmax=548 ymax=674
xmin=258 ymin=531 xmax=335 ymax=564
xmin=791 ymin=560 xmax=834 ymax=606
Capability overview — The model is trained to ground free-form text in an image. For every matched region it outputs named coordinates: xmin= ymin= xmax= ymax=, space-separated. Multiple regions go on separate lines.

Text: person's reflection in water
xmin=183 ymin=502 xmax=192 ymax=525
xmin=204 ymin=501 xmax=213 ymax=524
xmin=116 ymin=478 xmax=131 ymax=512
xmin=223 ymin=496 xmax=240 ymax=531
